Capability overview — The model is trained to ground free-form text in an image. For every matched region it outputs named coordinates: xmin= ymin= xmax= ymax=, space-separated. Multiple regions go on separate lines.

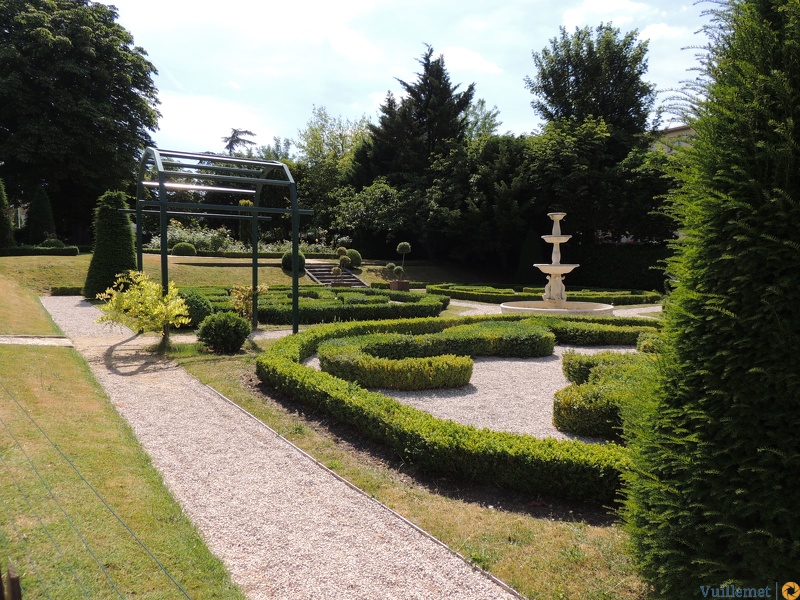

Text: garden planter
xmin=390 ymin=280 xmax=410 ymax=291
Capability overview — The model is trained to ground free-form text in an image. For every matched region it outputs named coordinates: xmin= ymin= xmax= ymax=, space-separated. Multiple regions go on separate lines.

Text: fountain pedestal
xmin=501 ymin=213 xmax=614 ymax=316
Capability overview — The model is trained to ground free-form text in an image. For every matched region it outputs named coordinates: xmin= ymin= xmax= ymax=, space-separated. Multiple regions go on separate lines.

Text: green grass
xmin=0 ymin=263 xmax=245 ymax=597
xmin=168 ymin=343 xmax=650 ymax=599
xmin=1 ymin=253 xmax=651 ymax=599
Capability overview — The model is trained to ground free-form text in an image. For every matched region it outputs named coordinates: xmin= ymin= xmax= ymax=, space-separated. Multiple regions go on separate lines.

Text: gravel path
xmin=40 ymin=297 xmax=521 ymax=600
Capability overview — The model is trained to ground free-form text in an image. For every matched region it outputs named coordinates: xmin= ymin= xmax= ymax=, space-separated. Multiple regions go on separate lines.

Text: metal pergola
xmin=133 ymin=148 xmax=312 ymax=333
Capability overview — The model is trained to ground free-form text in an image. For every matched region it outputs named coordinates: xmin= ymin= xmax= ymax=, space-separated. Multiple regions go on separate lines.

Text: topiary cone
xmin=84 ymin=190 xmax=137 ymax=298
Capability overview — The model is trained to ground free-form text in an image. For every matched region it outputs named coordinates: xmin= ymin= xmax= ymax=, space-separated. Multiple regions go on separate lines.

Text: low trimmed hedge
xmin=0 ymin=245 xmax=80 ymax=256
xmin=319 ymin=335 xmax=474 ymax=390
xmin=317 ymin=320 xmax=555 ymax=390
xmin=254 ymin=314 xmax=660 ymax=504
xmin=427 ymin=283 xmax=662 ymax=305
xmin=554 ymin=352 xmax=658 ymax=441
xmin=179 ymin=285 xmax=449 ymax=325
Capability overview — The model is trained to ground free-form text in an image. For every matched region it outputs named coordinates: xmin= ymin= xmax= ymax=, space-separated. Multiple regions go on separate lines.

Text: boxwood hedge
xmin=427 ymin=283 xmax=662 ymax=306
xmin=255 ymin=314 xmax=659 ymax=504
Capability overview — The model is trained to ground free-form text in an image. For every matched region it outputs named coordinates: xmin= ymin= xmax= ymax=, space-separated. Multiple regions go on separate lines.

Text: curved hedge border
xmin=554 ymin=352 xmax=658 ymax=441
xmin=255 ymin=314 xmax=659 ymax=503
xmin=317 ymin=320 xmax=555 ymax=390
xmin=427 ymin=283 xmax=662 ymax=306
xmin=319 ymin=335 xmax=474 ymax=390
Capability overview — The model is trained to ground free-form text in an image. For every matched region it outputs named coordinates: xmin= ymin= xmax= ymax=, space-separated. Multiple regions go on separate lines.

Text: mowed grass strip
xmin=0 ymin=272 xmax=61 ymax=335
xmin=171 ymin=347 xmax=650 ymax=600
xmin=0 ymin=346 xmax=244 ymax=598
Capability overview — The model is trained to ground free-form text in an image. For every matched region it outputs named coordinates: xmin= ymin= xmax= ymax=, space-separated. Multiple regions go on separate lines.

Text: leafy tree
xmin=0 ymin=0 xmax=160 ymax=243
xmin=84 ymin=190 xmax=137 ymax=298
xmin=464 ymin=98 xmax=502 ymax=142
xmin=624 ymin=0 xmax=800 ymax=594
xmin=293 ymin=106 xmax=370 ymax=230
xmin=25 ymin=186 xmax=56 ymax=244
xmin=222 ymin=128 xmax=256 ymax=155
xmin=525 ymin=23 xmax=655 ymax=154
xmin=0 ymin=178 xmax=14 ymax=248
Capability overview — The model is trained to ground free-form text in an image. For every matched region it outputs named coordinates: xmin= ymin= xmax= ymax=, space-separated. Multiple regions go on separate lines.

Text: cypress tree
xmin=623 ymin=1 xmax=800 ymax=595
xmin=26 ymin=186 xmax=56 ymax=244
xmin=84 ymin=190 xmax=136 ymax=298
xmin=0 ymin=178 xmax=14 ymax=248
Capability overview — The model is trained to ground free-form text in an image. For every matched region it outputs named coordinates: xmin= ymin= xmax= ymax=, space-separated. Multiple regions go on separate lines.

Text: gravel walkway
xmin=40 ymin=297 xmax=521 ymax=600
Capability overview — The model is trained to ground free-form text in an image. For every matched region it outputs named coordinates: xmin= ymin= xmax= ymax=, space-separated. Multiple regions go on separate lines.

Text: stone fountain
xmin=500 ymin=212 xmax=614 ymax=316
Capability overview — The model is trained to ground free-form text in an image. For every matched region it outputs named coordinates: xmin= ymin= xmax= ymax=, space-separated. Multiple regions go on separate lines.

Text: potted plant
xmin=390 ymin=242 xmax=412 ymax=290
xmin=388 ymin=264 xmax=409 ymax=291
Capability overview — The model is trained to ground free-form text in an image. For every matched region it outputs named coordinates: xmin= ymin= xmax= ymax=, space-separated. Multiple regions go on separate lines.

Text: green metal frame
xmin=134 ymin=147 xmax=312 ymax=333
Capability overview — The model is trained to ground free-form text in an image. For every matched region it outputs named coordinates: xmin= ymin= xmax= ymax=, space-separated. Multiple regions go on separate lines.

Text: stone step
xmin=304 ymin=263 xmax=368 ymax=288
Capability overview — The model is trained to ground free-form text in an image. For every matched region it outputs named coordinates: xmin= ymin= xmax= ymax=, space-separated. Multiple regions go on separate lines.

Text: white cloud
xmin=439 ymin=46 xmax=503 ymax=75
xmin=563 ymin=0 xmax=654 ymax=29
xmin=641 ymin=23 xmax=690 ymax=42
xmin=153 ymin=91 xmax=279 ymax=153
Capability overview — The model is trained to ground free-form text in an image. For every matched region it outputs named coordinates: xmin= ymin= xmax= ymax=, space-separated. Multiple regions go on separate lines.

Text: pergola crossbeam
xmin=135 ymin=147 xmax=311 ymax=333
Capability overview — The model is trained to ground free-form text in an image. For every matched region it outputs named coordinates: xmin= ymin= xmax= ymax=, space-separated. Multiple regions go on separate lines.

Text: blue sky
xmin=99 ymin=0 xmax=712 ymax=154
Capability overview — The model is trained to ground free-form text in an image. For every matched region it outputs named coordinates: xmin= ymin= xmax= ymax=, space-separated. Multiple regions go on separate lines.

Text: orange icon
xmin=783 ymin=582 xmax=800 ymax=600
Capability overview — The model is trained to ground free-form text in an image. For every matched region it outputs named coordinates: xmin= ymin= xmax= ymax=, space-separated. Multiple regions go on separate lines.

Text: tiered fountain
xmin=500 ymin=212 xmax=614 ymax=316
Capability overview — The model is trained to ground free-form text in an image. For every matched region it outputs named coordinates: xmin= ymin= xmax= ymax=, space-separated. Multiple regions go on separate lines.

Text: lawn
xmin=0 ymin=254 xmax=650 ymax=599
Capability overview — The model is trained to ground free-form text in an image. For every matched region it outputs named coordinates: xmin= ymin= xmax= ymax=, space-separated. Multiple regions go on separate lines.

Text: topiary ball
xmin=197 ymin=311 xmax=250 ymax=354
xmin=345 ymin=248 xmax=362 ymax=268
xmin=281 ymin=250 xmax=306 ymax=271
xmin=181 ymin=290 xmax=213 ymax=327
xmin=172 ymin=242 xmax=197 ymax=256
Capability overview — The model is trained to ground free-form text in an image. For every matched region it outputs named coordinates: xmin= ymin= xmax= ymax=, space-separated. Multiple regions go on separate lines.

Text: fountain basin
xmin=500 ymin=300 xmax=614 ymax=316
xmin=533 ymin=263 xmax=579 ymax=275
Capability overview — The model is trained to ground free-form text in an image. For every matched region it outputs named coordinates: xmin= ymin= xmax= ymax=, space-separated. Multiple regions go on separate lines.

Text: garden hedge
xmin=256 ymin=314 xmax=659 ymax=504
xmin=427 ymin=283 xmax=662 ymax=305
xmin=317 ymin=320 xmax=555 ymax=390
xmin=554 ymin=352 xmax=658 ymax=441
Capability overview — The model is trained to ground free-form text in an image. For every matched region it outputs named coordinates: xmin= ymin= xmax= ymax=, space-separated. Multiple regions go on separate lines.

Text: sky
xmin=98 ymin=0 xmax=712 ymax=155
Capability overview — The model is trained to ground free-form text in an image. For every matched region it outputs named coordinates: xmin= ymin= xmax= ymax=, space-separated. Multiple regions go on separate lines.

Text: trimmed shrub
xmin=345 ymin=248 xmax=362 ymax=268
xmin=180 ymin=290 xmax=214 ymax=326
xmin=318 ymin=335 xmax=473 ymax=390
xmin=172 ymin=242 xmax=197 ymax=256
xmin=39 ymin=238 xmax=66 ymax=248
xmin=253 ymin=314 xmax=657 ymax=503
xmin=281 ymin=250 xmax=305 ymax=272
xmin=554 ymin=354 xmax=658 ymax=441
xmin=197 ymin=311 xmax=250 ymax=354
xmin=562 ymin=350 xmax=635 ymax=384
xmin=83 ymin=191 xmax=137 ymax=298
xmin=0 ymin=245 xmax=79 ymax=257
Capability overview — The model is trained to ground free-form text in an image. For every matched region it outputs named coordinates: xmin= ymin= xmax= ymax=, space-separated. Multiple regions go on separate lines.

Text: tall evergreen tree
xmin=624 ymin=0 xmax=800 ymax=595
xmin=0 ymin=178 xmax=14 ymax=248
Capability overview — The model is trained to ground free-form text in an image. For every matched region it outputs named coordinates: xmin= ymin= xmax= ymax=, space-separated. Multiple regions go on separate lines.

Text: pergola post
xmin=132 ymin=148 xmax=312 ymax=334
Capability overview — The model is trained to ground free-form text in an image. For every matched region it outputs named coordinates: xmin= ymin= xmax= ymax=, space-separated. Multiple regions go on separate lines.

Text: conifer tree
xmin=624 ymin=1 xmax=800 ymax=595
xmin=84 ymin=190 xmax=136 ymax=298
xmin=0 ymin=178 xmax=14 ymax=248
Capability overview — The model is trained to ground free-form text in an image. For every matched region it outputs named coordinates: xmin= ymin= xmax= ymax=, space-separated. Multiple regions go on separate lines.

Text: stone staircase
xmin=304 ymin=261 xmax=368 ymax=288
